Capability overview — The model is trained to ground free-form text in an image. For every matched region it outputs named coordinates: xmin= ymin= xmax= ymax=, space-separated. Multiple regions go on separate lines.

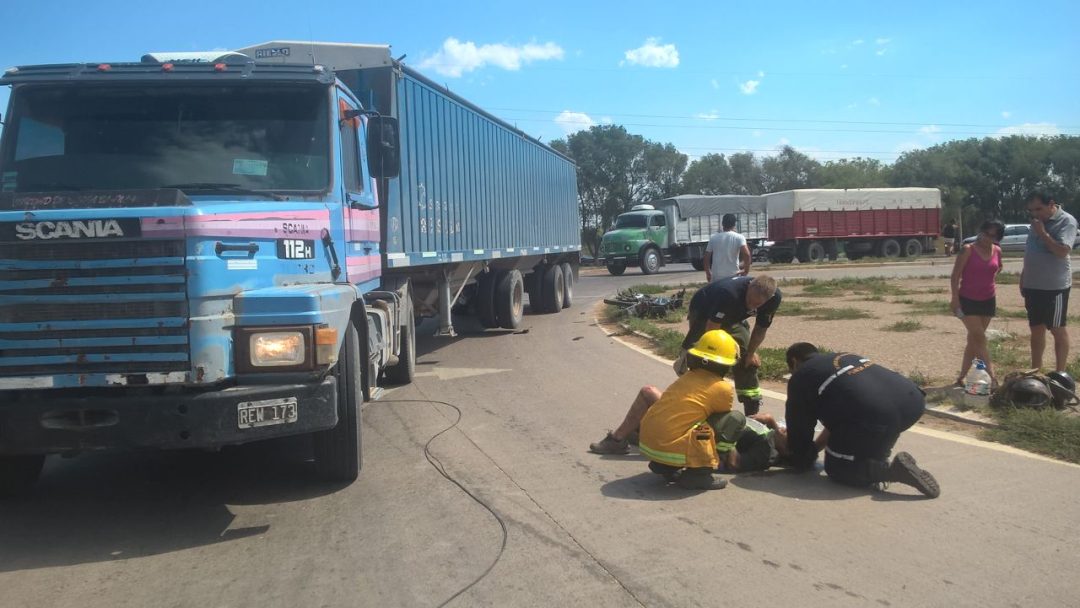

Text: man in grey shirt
xmin=703 ymin=214 xmax=751 ymax=282
xmin=1020 ymin=192 xmax=1078 ymax=372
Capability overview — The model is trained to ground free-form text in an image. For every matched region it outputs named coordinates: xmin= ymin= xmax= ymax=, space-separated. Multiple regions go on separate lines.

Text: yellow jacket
xmin=638 ymin=369 xmax=734 ymax=469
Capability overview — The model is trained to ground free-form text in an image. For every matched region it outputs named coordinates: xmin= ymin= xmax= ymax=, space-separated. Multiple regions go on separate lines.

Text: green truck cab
xmin=598 ymin=206 xmax=669 ymax=275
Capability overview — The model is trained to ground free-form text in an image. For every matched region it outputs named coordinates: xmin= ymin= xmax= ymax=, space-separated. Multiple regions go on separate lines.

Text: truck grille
xmin=0 ymin=239 xmax=189 ymax=377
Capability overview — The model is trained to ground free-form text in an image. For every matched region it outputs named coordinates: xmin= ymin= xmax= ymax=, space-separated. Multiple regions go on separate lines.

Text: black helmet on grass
xmin=1006 ymin=377 xmax=1053 ymax=409
xmin=1046 ymin=371 xmax=1077 ymax=409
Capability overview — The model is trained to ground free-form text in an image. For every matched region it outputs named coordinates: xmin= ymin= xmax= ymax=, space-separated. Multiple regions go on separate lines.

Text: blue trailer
xmin=0 ymin=41 xmax=580 ymax=494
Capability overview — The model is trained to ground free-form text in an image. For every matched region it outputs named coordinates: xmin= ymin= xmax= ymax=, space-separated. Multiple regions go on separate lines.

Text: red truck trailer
xmin=764 ymin=188 xmax=941 ymax=263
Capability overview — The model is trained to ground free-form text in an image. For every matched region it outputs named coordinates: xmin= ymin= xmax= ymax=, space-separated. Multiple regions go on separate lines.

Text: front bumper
xmin=0 ymin=378 xmax=338 ymax=454
xmin=600 ymin=254 xmax=640 ymax=265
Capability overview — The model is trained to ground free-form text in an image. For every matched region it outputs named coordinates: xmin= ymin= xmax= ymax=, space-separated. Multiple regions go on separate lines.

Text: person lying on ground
xmin=783 ymin=342 xmax=941 ymax=498
xmin=589 ymin=387 xmax=790 ymax=473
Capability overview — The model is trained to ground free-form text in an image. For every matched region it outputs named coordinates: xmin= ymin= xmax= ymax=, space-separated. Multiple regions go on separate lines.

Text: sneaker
xmin=589 ymin=432 xmax=629 ymax=455
xmin=885 ymin=452 xmax=940 ymax=498
xmin=676 ymin=468 xmax=727 ymax=491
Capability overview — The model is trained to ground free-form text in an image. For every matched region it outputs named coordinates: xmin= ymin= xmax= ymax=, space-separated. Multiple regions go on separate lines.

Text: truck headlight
xmin=250 ymin=332 xmax=306 ymax=367
xmin=236 ymin=326 xmax=314 ymax=372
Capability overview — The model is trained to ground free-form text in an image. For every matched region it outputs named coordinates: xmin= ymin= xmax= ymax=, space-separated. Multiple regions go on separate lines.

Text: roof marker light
xmin=97 ymin=64 xmax=112 ymax=72
xmin=162 ymin=63 xmax=174 ymax=72
xmin=213 ymin=63 xmax=227 ymax=72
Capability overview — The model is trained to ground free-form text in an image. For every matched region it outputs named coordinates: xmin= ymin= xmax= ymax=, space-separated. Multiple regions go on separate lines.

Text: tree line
xmin=550 ymin=126 xmax=1080 ymax=255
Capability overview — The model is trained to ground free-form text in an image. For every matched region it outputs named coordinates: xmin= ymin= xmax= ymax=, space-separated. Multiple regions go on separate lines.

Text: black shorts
xmin=959 ymin=296 xmax=996 ymax=317
xmin=1023 ymin=288 xmax=1070 ymax=328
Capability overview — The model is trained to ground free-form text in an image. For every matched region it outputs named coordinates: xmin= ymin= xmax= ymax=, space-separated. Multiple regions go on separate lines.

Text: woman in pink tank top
xmin=950 ymin=220 xmax=1005 ymax=386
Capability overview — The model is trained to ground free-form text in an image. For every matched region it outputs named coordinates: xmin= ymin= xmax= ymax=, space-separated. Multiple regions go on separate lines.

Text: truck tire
xmin=878 ymin=239 xmax=901 ymax=258
xmin=476 ymin=270 xmax=500 ymax=328
xmin=560 ymin=262 xmax=574 ymax=309
xmin=0 ymin=454 xmax=45 ymax=498
xmin=903 ymin=238 xmax=924 ymax=258
xmin=313 ymin=322 xmax=362 ymax=482
xmin=798 ymin=242 xmax=826 ymax=264
xmin=606 ymin=261 xmax=626 ymax=276
xmin=540 ymin=264 xmax=565 ymax=313
xmin=640 ymin=248 xmax=661 ymax=275
xmin=690 ymin=258 xmax=705 ymax=271
xmin=496 ymin=269 xmax=525 ymax=329
xmin=383 ymin=312 xmax=415 ymax=385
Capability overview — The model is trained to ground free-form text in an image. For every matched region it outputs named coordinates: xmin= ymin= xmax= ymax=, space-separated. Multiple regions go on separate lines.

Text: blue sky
xmin=1 ymin=0 xmax=1077 ymax=164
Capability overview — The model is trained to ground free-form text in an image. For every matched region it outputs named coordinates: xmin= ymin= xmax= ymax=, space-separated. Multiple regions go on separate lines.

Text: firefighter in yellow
xmin=638 ymin=329 xmax=742 ymax=490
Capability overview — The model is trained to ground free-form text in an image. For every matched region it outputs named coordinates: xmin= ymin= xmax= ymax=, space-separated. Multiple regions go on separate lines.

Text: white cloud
xmin=418 ymin=38 xmax=564 ymax=77
xmin=757 ymin=70 xmax=765 ymax=78
xmin=996 ymin=122 xmax=1060 ymax=137
xmin=868 ymin=97 xmax=881 ymax=106
xmin=554 ymin=111 xmax=595 ymax=135
xmin=739 ymin=79 xmax=761 ymax=95
xmin=711 ymin=79 xmax=720 ymax=89
xmin=846 ymin=102 xmax=859 ymax=110
xmin=919 ymin=124 xmax=941 ymax=135
xmin=777 ymin=137 xmax=791 ymax=147
xmin=623 ymin=37 xmax=679 ymax=68
xmin=876 ymin=37 xmax=891 ymax=45
xmin=600 ymin=116 xmax=614 ymax=125
xmin=876 ymin=48 xmax=888 ymax=56
xmin=840 ymin=64 xmax=848 ymax=69
xmin=752 ymin=130 xmax=762 ymax=138
xmin=1001 ymin=110 xmax=1012 ymax=119
xmin=695 ymin=111 xmax=721 ymax=121
xmin=852 ymin=39 xmax=865 ymax=45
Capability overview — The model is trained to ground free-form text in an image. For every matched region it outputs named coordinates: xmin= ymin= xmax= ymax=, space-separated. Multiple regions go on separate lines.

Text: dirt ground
xmin=619 ymin=276 xmax=1080 ymax=387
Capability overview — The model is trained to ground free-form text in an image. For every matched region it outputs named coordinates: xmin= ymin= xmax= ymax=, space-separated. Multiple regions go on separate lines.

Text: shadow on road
xmin=0 ymin=436 xmax=344 ymax=573
xmin=600 ymin=472 xmax=723 ymax=501
xmin=729 ymin=468 xmax=930 ymax=502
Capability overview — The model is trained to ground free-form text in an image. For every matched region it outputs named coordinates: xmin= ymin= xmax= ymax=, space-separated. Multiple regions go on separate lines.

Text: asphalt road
xmin=2 ymin=266 xmax=1079 ymax=607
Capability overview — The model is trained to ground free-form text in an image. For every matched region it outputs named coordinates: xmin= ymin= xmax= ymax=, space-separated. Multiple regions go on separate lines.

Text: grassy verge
xmin=808 ymin=307 xmax=874 ymax=320
xmin=785 ymin=276 xmax=911 ymax=298
xmin=884 ymin=319 xmax=924 ymax=332
xmin=982 ymin=409 xmax=1080 ymax=464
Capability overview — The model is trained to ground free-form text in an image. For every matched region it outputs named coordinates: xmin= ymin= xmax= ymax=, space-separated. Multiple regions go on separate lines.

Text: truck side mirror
xmin=366 ymin=116 xmax=400 ymax=179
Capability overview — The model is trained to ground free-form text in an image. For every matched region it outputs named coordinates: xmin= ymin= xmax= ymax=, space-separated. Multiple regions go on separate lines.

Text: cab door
xmin=336 ymin=91 xmax=381 ymax=289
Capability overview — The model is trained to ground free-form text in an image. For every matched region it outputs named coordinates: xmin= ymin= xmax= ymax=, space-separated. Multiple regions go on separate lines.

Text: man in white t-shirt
xmin=704 ymin=214 xmax=751 ymax=282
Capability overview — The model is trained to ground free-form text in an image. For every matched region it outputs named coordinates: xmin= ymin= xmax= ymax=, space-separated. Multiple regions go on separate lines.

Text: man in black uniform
xmin=674 ymin=275 xmax=781 ymax=416
xmin=783 ymin=342 xmax=941 ymax=498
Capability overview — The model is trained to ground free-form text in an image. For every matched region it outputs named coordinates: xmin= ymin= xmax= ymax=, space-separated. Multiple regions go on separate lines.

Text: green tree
xmin=681 ymin=153 xmax=734 ymax=194
xmin=762 ymin=146 xmax=821 ymax=192
xmin=728 ymin=152 xmax=765 ymax=195
xmin=815 ymin=157 xmax=891 ymax=189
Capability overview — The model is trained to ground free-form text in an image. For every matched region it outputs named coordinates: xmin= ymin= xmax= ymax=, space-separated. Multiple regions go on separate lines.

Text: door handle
xmin=215 ymin=242 xmax=259 ymax=255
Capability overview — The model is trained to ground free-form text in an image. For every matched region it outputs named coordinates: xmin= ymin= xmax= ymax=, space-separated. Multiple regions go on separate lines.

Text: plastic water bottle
xmin=965 ymin=359 xmax=991 ymax=396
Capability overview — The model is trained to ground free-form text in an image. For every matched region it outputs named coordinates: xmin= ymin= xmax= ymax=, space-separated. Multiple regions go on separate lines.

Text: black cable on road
xmin=379 ymin=398 xmax=509 ymax=608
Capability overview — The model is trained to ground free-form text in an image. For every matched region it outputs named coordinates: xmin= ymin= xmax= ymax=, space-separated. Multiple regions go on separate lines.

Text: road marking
xmin=599 ymin=321 xmax=1080 ymax=469
xmin=416 ymin=367 xmax=512 ymax=381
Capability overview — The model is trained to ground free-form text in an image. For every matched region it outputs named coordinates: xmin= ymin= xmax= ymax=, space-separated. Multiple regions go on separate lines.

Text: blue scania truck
xmin=0 ymin=41 xmax=580 ymax=494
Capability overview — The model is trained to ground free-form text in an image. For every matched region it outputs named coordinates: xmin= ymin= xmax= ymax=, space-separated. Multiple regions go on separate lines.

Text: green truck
xmin=598 ymin=195 xmax=768 ymax=275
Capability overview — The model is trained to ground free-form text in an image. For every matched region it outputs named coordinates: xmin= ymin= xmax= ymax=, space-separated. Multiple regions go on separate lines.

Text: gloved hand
xmin=673 ymin=349 xmax=689 ymax=376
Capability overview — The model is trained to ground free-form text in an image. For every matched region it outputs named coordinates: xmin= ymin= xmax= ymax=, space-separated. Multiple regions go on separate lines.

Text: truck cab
xmin=599 ymin=205 xmax=669 ymax=275
xmin=0 ymin=50 xmax=409 ymax=494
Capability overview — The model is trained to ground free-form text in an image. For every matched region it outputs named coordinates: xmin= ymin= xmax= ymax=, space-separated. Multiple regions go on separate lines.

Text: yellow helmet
xmin=688 ymin=330 xmax=740 ymax=367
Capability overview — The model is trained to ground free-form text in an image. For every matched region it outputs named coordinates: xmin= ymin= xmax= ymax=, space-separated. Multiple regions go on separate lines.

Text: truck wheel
xmin=879 ymin=239 xmax=901 ymax=258
xmin=799 ymin=242 xmax=826 ymax=263
xmin=606 ymin=261 xmax=626 ymax=276
xmin=384 ymin=312 xmax=415 ymax=385
xmin=0 ymin=454 xmax=45 ymax=498
xmin=690 ymin=258 xmax=705 ymax=271
xmin=903 ymin=238 xmax=924 ymax=257
xmin=560 ymin=262 xmax=574 ymax=309
xmin=496 ymin=269 xmax=525 ymax=329
xmin=640 ymin=248 xmax=661 ymax=275
xmin=476 ymin=271 xmax=500 ymax=328
xmin=541 ymin=264 xmax=565 ymax=313
xmin=313 ymin=323 xmax=362 ymax=482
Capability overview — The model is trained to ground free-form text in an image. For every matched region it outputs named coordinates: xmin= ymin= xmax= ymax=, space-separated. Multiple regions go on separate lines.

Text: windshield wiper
xmin=164 ymin=183 xmax=286 ymax=201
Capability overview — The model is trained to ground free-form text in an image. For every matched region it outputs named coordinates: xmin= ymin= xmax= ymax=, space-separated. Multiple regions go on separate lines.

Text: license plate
xmin=237 ymin=397 xmax=298 ymax=429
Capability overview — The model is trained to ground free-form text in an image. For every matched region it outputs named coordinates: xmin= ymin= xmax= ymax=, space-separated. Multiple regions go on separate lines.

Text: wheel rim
xmin=555 ymin=273 xmax=565 ymax=306
xmin=512 ymin=281 xmax=524 ymax=319
xmin=646 ymin=252 xmax=659 ymax=272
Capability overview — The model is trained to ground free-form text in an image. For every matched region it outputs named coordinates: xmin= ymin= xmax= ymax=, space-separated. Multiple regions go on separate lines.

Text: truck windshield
xmin=614 ymin=215 xmax=648 ymax=229
xmin=0 ymin=85 xmax=330 ymax=195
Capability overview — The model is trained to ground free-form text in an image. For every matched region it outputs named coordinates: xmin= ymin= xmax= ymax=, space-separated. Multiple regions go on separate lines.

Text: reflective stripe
xmin=737 ymin=387 xmax=763 ymax=397
xmin=825 ymin=446 xmax=856 ymax=461
xmin=638 ymin=442 xmax=687 ymax=466
xmin=1054 ymin=293 xmax=1064 ymax=327
xmin=715 ymin=441 xmax=737 ymax=452
xmin=818 ymin=365 xmax=857 ymax=395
